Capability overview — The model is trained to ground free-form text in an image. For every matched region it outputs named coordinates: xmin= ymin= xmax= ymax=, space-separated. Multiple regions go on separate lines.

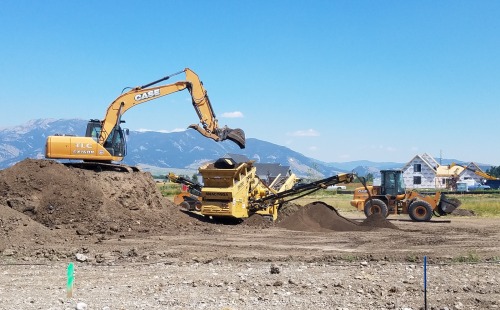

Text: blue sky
xmin=1 ymin=1 xmax=499 ymax=165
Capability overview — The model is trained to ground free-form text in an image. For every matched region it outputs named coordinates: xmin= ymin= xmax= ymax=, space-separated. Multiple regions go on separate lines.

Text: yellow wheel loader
xmin=351 ymin=170 xmax=461 ymax=222
xmin=45 ymin=68 xmax=245 ymax=171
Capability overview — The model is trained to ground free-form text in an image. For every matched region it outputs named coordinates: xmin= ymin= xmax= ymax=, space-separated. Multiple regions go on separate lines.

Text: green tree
xmin=365 ymin=173 xmax=374 ymax=183
xmin=486 ymin=166 xmax=500 ymax=178
xmin=191 ymin=173 xmax=199 ymax=184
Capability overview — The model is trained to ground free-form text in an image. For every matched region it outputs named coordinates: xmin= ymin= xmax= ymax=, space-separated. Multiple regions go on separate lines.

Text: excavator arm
xmin=98 ymin=68 xmax=245 ymax=148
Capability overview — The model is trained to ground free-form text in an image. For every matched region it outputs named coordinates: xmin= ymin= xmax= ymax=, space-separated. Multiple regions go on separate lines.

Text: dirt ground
xmin=1 ymin=159 xmax=499 ymax=310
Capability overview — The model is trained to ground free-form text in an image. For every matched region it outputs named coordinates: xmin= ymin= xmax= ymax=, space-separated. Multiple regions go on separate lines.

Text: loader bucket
xmin=226 ymin=128 xmax=246 ymax=149
xmin=437 ymin=194 xmax=462 ymax=215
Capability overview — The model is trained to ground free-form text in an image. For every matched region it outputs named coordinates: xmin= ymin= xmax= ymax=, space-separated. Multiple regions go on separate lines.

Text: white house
xmin=401 ymin=153 xmax=440 ymax=189
xmin=401 ymin=153 xmax=491 ymax=190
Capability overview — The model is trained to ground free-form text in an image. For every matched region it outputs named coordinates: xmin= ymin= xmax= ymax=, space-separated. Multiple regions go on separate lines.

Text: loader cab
xmin=85 ymin=119 xmax=128 ymax=157
xmin=380 ymin=170 xmax=406 ymax=196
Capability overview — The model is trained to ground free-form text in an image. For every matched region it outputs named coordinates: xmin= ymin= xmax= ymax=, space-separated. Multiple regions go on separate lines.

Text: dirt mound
xmin=451 ymin=208 xmax=476 ymax=217
xmin=0 ymin=203 xmax=63 ymax=252
xmin=0 ymin=159 xmax=209 ymax=240
xmin=360 ymin=213 xmax=399 ymax=229
xmin=275 ymin=201 xmax=399 ymax=232
xmin=276 ymin=201 xmax=365 ymax=232
xmin=242 ymin=213 xmax=274 ymax=228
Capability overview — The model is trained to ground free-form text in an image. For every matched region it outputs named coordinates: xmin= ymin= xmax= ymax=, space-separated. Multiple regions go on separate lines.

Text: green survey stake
xmin=67 ymin=262 xmax=74 ymax=298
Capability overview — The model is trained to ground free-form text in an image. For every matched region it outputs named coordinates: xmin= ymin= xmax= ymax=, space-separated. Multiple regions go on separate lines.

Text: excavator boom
xmin=98 ymin=68 xmax=245 ymax=148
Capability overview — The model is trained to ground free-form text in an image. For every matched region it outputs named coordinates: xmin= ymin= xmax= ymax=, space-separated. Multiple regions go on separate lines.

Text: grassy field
xmin=158 ymin=182 xmax=500 ymax=217
xmin=293 ymin=192 xmax=500 ymax=216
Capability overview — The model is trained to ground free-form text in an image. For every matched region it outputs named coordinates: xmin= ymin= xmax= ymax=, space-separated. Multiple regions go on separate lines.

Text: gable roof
xmin=460 ymin=162 xmax=496 ymax=180
xmin=402 ymin=153 xmax=438 ymax=172
xmin=421 ymin=153 xmax=439 ymax=167
xmin=465 ymin=162 xmax=483 ymax=172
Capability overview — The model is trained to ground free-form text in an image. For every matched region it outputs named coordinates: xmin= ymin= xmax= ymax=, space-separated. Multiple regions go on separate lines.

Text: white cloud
xmin=308 ymin=146 xmax=318 ymax=151
xmin=221 ymin=111 xmax=244 ymax=118
xmin=288 ymin=129 xmax=320 ymax=137
xmin=136 ymin=128 xmax=186 ymax=133
xmin=371 ymin=144 xmax=397 ymax=152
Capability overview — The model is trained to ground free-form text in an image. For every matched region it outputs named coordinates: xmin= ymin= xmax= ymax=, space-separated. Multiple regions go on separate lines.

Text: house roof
xmin=421 ymin=153 xmax=439 ymax=167
xmin=465 ymin=162 xmax=483 ymax=172
xmin=460 ymin=163 xmax=496 ymax=180
xmin=402 ymin=153 xmax=438 ymax=172
xmin=436 ymin=164 xmax=464 ymax=177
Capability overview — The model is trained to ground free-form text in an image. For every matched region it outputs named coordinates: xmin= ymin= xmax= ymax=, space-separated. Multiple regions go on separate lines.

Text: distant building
xmin=221 ymin=153 xmax=293 ymax=186
xmin=401 ymin=153 xmax=493 ymax=190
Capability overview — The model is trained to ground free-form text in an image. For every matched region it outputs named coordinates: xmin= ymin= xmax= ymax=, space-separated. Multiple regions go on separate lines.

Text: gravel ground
xmin=1 ymin=259 xmax=499 ymax=310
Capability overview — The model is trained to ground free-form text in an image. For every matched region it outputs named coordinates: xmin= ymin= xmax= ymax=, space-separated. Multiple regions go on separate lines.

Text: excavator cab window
xmin=104 ymin=127 xmax=126 ymax=157
xmin=381 ymin=170 xmax=406 ymax=196
xmin=85 ymin=120 xmax=102 ymax=141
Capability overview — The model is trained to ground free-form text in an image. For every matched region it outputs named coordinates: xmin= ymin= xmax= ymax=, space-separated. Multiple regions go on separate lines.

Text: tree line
xmin=486 ymin=166 xmax=500 ymax=178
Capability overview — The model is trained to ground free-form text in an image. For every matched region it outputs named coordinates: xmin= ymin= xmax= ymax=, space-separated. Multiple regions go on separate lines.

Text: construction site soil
xmin=1 ymin=159 xmax=499 ymax=309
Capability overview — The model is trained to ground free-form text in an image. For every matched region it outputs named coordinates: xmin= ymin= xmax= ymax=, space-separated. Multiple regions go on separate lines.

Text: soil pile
xmin=452 ymin=208 xmax=476 ymax=216
xmin=360 ymin=213 xmax=399 ymax=229
xmin=242 ymin=213 xmax=274 ymax=228
xmin=276 ymin=201 xmax=398 ymax=232
xmin=0 ymin=159 xmax=207 ymax=241
xmin=276 ymin=201 xmax=365 ymax=232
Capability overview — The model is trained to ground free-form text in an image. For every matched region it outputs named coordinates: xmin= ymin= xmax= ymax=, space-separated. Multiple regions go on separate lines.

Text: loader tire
xmin=408 ymin=200 xmax=433 ymax=222
xmin=364 ymin=199 xmax=388 ymax=218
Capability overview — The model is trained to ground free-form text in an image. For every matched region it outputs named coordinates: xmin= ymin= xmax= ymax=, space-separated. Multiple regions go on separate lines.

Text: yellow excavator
xmin=45 ymin=68 xmax=245 ymax=171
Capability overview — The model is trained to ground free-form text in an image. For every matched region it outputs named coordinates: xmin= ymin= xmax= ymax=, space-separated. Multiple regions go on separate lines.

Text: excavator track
xmin=63 ymin=162 xmax=140 ymax=173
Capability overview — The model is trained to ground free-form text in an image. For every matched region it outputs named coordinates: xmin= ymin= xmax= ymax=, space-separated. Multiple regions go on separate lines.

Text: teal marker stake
xmin=67 ymin=262 xmax=75 ymax=298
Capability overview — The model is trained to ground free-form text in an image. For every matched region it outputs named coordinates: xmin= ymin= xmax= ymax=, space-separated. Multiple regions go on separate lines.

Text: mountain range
xmin=0 ymin=119 xmax=487 ymax=177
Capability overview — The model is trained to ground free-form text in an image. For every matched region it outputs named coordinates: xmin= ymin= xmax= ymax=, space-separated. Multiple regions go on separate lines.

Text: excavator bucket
xmin=225 ymin=128 xmax=246 ymax=149
xmin=188 ymin=125 xmax=246 ymax=148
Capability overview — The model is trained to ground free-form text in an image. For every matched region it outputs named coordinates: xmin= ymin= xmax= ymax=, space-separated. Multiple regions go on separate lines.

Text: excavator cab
xmin=85 ymin=119 xmax=127 ymax=158
xmin=380 ymin=170 xmax=406 ymax=196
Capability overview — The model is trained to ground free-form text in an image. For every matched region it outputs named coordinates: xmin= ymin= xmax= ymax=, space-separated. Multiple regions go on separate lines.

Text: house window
xmin=414 ymin=164 xmax=422 ymax=172
xmin=413 ymin=176 xmax=422 ymax=185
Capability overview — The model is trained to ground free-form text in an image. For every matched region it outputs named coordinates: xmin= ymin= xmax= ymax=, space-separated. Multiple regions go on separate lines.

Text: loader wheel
xmin=408 ymin=200 xmax=433 ymax=222
xmin=364 ymin=199 xmax=388 ymax=218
